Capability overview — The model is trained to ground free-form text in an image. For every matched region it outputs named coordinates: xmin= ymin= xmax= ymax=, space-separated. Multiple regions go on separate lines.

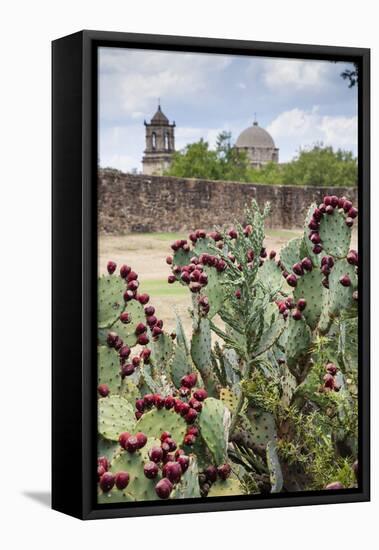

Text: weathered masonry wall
xmin=98 ymin=169 xmax=358 ymax=235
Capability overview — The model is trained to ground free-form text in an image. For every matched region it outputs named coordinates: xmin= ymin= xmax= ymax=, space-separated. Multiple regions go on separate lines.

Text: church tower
xmin=142 ymin=104 xmax=176 ymax=175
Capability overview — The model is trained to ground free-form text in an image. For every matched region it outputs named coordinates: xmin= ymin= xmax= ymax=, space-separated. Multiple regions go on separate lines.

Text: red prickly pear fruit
xmin=138 ymin=293 xmax=150 ymax=305
xmin=97 ymin=383 xmax=109 ymax=397
xmin=168 ymin=275 xmax=176 ymax=284
xmin=163 ymin=461 xmax=182 ymax=483
xmin=323 ymin=195 xmax=332 ymax=206
xmin=347 ymin=250 xmax=358 ymax=265
xmin=205 ymin=465 xmax=218 ymax=483
xmin=286 ymin=274 xmax=298 ymax=287
xmin=135 ymin=432 xmax=148 ymax=449
xmin=325 ymin=205 xmax=334 ymax=215
xmin=127 ymin=271 xmax=138 ymax=282
xmin=196 ymin=229 xmax=207 ymax=239
xmin=166 ymin=255 xmax=173 ymax=265
xmin=163 ymin=438 xmax=177 ymax=452
xmin=322 ymin=277 xmax=329 ymax=289
xmin=292 ymin=262 xmax=304 ymax=276
xmin=98 ymin=456 xmax=109 ymax=471
xmin=323 ymin=373 xmax=335 ymax=389
xmin=318 ymin=203 xmax=326 ymax=213
xmin=269 ymin=250 xmax=276 ymax=259
xmin=228 ymin=228 xmax=238 ymax=239
xmin=181 ymin=271 xmax=191 ymax=284
xmin=107 ymin=261 xmax=117 ymax=275
xmin=123 ymin=289 xmax=134 ymax=302
xmin=246 ymin=249 xmax=254 ymax=262
xmin=184 ymin=433 xmax=196 ymax=446
xmin=189 ymin=282 xmax=202 ymax=293
xmin=193 ymin=388 xmax=208 ymax=401
xmin=343 ymin=199 xmax=352 ymax=212
xmin=308 ymin=219 xmax=320 ymax=231
xmin=164 ymin=395 xmax=175 ymax=409
xmin=120 ymin=311 xmax=131 ymax=324
xmin=348 ymin=207 xmax=358 ymax=219
xmin=177 ymin=455 xmax=190 ymax=473
xmin=135 ymin=411 xmax=142 ymax=420
xmin=99 ymin=472 xmax=115 ymax=492
xmin=160 ymin=431 xmax=171 ymax=442
xmin=278 ymin=302 xmax=287 ymax=314
xmin=97 ymin=465 xmax=106 ymax=480
xmin=106 ymin=331 xmax=118 ymax=347
xmin=149 ymin=446 xmax=163 ymax=463
xmin=297 ymin=299 xmax=307 ymax=311
xmin=185 ymin=408 xmax=198 ymax=424
xmin=118 ymin=432 xmax=131 ymax=449
xmin=313 ymin=244 xmax=323 ymax=254
xmin=243 ymin=224 xmax=253 ymax=236
xmin=291 ymin=309 xmax=302 ymax=321
xmin=339 ymin=275 xmax=351 ymax=287
xmin=235 ymin=289 xmax=242 ymax=299
xmin=326 ymin=363 xmax=337 ymax=375
xmin=190 ymin=269 xmax=201 ymax=282
xmin=325 ymin=481 xmax=344 ymax=490
xmin=216 ymin=260 xmax=227 ymax=272
xmin=125 ymin=435 xmax=139 ymax=453
xmin=199 ymin=272 xmax=208 ymax=285
xmin=154 ymin=394 xmax=165 ymax=409
xmin=187 ymin=426 xmax=199 ymax=437
xmin=155 ymin=478 xmax=173 ymax=499
xmin=140 ymin=348 xmax=151 ymax=364
xmin=321 ymin=264 xmax=330 ymax=276
xmin=114 ymin=337 xmax=124 ymax=351
xmin=179 ymin=402 xmax=190 ymax=417
xmin=135 ymin=322 xmax=147 ymax=335
xmin=120 ymin=363 xmax=135 ymax=377
xmin=181 ymin=372 xmax=198 ymax=389
xmin=310 ymin=232 xmax=321 ymax=245
xmin=301 ymin=257 xmax=313 ymax=272
xmin=119 ymin=264 xmax=131 ymax=278
xmin=119 ymin=345 xmax=131 ymax=359
xmin=345 ymin=217 xmax=354 ymax=227
xmin=175 ymin=449 xmax=185 ymax=459
xmin=152 ymin=326 xmax=163 ymax=338
xmin=137 ymin=333 xmax=149 ymax=345
xmin=312 ymin=208 xmax=323 ymax=221
xmin=179 ymin=386 xmax=191 ymax=397
xmin=174 ymin=399 xmax=184 ymax=414
xmin=188 ymin=398 xmax=202 ymax=412
xmin=143 ymin=393 xmax=155 ymax=408
xmin=285 ymin=297 xmax=294 ymax=309
xmin=135 ymin=399 xmax=145 ymax=412
xmin=144 ymin=461 xmax=159 ymax=479
xmin=330 ymin=195 xmax=339 ymax=208
xmin=189 ymin=232 xmax=197 ymax=243
xmin=144 ymin=305 xmax=155 ymax=317
xmin=157 ymin=319 xmax=164 ymax=328
xmin=115 ymin=471 xmax=130 ymax=490
xmin=132 ymin=356 xmax=141 ymax=367
xmin=260 ymin=248 xmax=267 ymax=258
xmin=217 ymin=463 xmax=232 ymax=480
xmin=162 ymin=451 xmax=175 ymax=464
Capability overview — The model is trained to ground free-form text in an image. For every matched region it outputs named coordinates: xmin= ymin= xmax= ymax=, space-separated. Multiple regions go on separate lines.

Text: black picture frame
xmin=52 ymin=30 xmax=370 ymax=520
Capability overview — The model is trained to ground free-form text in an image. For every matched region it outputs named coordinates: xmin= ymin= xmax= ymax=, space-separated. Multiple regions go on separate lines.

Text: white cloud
xmin=267 ymin=107 xmax=357 ymax=159
xmin=260 ymin=58 xmax=337 ymax=92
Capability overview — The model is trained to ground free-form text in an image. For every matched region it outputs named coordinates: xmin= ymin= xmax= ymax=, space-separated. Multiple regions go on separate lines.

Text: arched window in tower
xmin=151 ymin=132 xmax=157 ymax=150
xmin=164 ymin=132 xmax=169 ymax=150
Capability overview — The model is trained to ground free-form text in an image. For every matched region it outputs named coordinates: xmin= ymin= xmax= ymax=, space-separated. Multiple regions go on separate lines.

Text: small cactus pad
xmin=328 ymin=259 xmax=358 ymax=316
xmin=208 ymin=476 xmax=242 ymax=497
xmin=150 ymin=332 xmax=174 ymax=368
xmin=258 ymin=258 xmax=287 ymax=291
xmin=98 ymin=345 xmax=122 ymax=395
xmin=98 ymin=395 xmax=136 ymax=441
xmin=293 ymin=270 xmax=324 ymax=330
xmin=199 ymin=398 xmax=229 ymax=464
xmin=266 ymin=441 xmax=283 ymax=493
xmin=280 ymin=365 xmax=298 ymax=408
xmin=199 ymin=267 xmax=225 ymax=318
xmin=319 ymin=208 xmax=351 ymax=258
xmin=302 ymin=203 xmax=321 ymax=267
xmin=220 ymin=387 xmax=240 ymax=414
xmin=283 ymin=317 xmax=312 ymax=369
xmin=175 ymin=312 xmax=190 ymax=355
xmin=191 ymin=318 xmax=212 ymax=385
xmin=170 ymin=344 xmax=192 ymax=388
xmin=120 ymin=378 xmax=140 ymax=405
xmin=244 ymin=408 xmax=277 ymax=446
xmin=279 ymin=237 xmax=302 ymax=273
xmin=111 ymin=299 xmax=146 ymax=347
xmin=172 ymin=458 xmax=201 ymax=499
xmin=98 ymin=275 xmax=125 ymax=326
xmin=135 ymin=408 xmax=187 ymax=444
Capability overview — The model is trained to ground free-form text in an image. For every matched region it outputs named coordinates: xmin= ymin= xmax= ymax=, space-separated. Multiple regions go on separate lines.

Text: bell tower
xmin=142 ymin=103 xmax=176 ymax=175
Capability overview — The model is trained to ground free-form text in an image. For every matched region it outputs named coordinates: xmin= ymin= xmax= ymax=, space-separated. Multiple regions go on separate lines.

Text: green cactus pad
xmin=135 ymin=408 xmax=187 ymax=445
xmin=193 ymin=237 xmax=213 ymax=255
xmin=252 ymin=316 xmax=285 ymax=359
xmin=280 ymin=365 xmax=298 ymax=407
xmin=173 ymin=248 xmax=191 ymax=267
xmin=97 ymin=488 xmax=136 ymax=504
xmin=198 ymin=266 xmax=225 ymax=319
xmin=191 ymin=318 xmax=213 ymax=387
xmin=175 ymin=312 xmax=190 ymax=356
xmin=266 ymin=441 xmax=283 ymax=493
xmin=110 ymin=438 xmax=161 ymax=502
xmin=244 ymin=408 xmax=277 ymax=446
xmin=279 ymin=237 xmax=302 ymax=273
xmin=98 ymin=435 xmax=120 ymax=463
xmin=283 ymin=317 xmax=312 ymax=369
xmin=328 ymin=259 xmax=358 ymax=316
xmin=301 ymin=203 xmax=322 ymax=267
xmin=110 ymin=299 xmax=146 ymax=347
xmin=172 ymin=457 xmax=201 ymax=498
xmin=150 ymin=332 xmax=174 ymax=367
xmin=199 ymin=398 xmax=229 ymax=465
xmin=208 ymin=476 xmax=242 ymax=497
xmin=319 ymin=208 xmax=351 ymax=258
xmin=293 ymin=270 xmax=324 ymax=330
xmin=220 ymin=387 xmax=240 ymax=414
xmin=170 ymin=344 xmax=192 ymax=388
xmin=98 ymin=275 xmax=125 ymax=327
xmin=258 ymin=258 xmax=287 ymax=291
xmin=98 ymin=345 xmax=122 ymax=395
xmin=98 ymin=395 xmax=136 ymax=441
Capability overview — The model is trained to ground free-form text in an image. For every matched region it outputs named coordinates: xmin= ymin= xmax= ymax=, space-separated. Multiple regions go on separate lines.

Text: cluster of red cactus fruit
xmin=134 ymin=373 xmax=207 ymax=436
xmin=167 ymin=251 xmax=227 ymax=293
xmin=199 ymin=463 xmax=232 ymax=496
xmin=320 ymin=362 xmax=341 ymax=393
xmin=277 ymin=256 xmax=313 ymax=288
xmin=307 ymin=195 xmax=358 ymax=256
xmin=276 ymin=297 xmax=307 ymax=321
xmin=97 ymin=456 xmax=131 ymax=493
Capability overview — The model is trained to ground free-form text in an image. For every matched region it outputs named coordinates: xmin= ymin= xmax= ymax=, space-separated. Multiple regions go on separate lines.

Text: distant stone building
xmin=235 ymin=120 xmax=279 ymax=168
xmin=142 ymin=105 xmax=176 ymax=175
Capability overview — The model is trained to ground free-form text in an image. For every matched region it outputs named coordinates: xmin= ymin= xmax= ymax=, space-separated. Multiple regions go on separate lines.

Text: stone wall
xmin=98 ymin=168 xmax=358 ymax=235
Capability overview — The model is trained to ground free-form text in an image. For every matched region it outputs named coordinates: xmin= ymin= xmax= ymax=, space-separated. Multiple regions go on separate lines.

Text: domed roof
xmin=235 ymin=121 xmax=275 ymax=149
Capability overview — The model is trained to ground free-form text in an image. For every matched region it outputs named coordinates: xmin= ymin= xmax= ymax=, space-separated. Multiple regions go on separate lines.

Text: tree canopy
xmin=165 ymin=134 xmax=357 ymax=187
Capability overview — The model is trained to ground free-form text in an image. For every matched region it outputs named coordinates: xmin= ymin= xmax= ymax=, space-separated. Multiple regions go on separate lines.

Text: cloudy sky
xmin=99 ymin=47 xmax=358 ymax=172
